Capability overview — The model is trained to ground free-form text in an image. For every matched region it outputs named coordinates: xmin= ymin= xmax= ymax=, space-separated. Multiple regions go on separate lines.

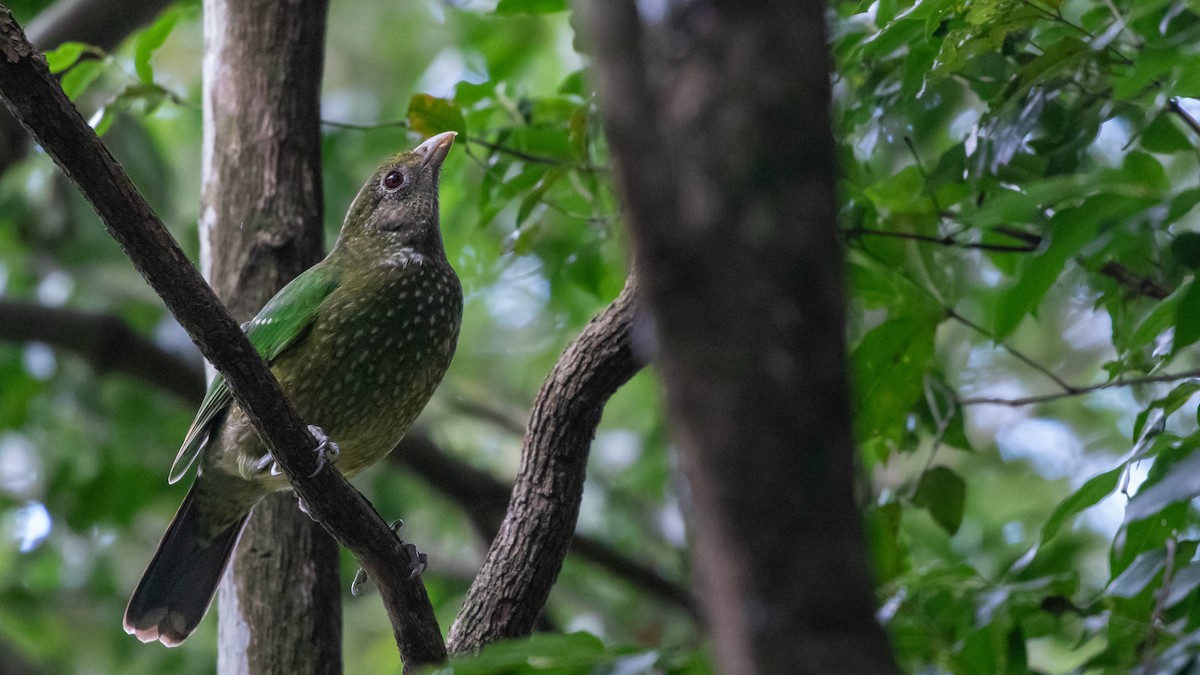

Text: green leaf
xmin=1174 ymin=279 xmax=1200 ymax=352
xmin=994 ymin=194 xmax=1152 ymax=340
xmin=59 ymin=59 xmax=104 ymax=100
xmin=44 ymin=42 xmax=90 ymax=75
xmin=1172 ymin=233 xmax=1200 ymax=269
xmin=1132 ymin=381 xmax=1200 ymax=441
xmin=863 ymin=166 xmax=928 ymax=214
xmin=1107 ymin=548 xmax=1166 ymax=598
xmin=1165 ymin=562 xmax=1200 ymax=608
xmin=407 ymin=94 xmax=467 ymax=137
xmin=1142 ymin=114 xmax=1191 ymax=154
xmin=846 ymin=255 xmax=941 ymax=316
xmin=1125 ymin=447 xmax=1200 ymax=523
xmin=1041 ymin=465 xmax=1122 ymax=542
xmin=515 ymin=167 xmax=561 ymax=227
xmin=1113 ymin=502 xmax=1188 ymax=575
xmin=1120 ymin=152 xmax=1169 ymax=192
xmin=495 ymin=0 xmax=566 ymax=15
xmin=1168 ymin=188 xmax=1200 ymax=223
xmin=853 ymin=316 xmax=940 ymax=443
xmin=913 ymin=466 xmax=966 ymax=535
xmin=133 ymin=8 xmax=180 ymax=84
xmin=867 ymin=502 xmax=906 ymax=582
xmin=1129 ymin=281 xmax=1187 ymax=351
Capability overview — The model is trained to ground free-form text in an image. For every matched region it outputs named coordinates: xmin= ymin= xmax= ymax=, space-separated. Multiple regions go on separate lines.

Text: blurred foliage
xmin=837 ymin=0 xmax=1200 ymax=671
xmin=8 ymin=0 xmax=1200 ymax=672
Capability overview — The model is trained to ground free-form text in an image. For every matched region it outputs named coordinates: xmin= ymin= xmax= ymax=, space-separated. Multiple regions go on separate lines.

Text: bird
xmin=123 ymin=131 xmax=463 ymax=647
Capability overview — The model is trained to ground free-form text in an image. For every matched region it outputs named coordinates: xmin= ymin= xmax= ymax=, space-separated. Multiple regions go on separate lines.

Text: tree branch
xmin=0 ymin=298 xmax=204 ymax=401
xmin=945 ymin=308 xmax=1077 ymax=393
xmin=447 ymin=275 xmax=644 ymax=653
xmin=1168 ymin=98 xmax=1200 ymax=139
xmin=0 ymin=9 xmax=445 ymax=668
xmin=1100 ymin=261 xmax=1172 ymax=300
xmin=394 ymin=430 xmax=699 ymax=619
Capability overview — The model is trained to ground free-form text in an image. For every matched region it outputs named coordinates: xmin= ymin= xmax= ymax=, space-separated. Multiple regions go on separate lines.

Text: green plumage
xmin=125 ymin=132 xmax=462 ymax=647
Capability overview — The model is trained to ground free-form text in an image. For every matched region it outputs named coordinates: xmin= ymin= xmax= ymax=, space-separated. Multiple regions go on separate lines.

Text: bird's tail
xmin=123 ymin=482 xmax=249 ymax=646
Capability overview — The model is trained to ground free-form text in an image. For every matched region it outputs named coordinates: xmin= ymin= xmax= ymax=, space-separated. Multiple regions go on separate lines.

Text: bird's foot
xmin=253 ymin=451 xmax=282 ymax=477
xmin=351 ymin=520 xmax=428 ymax=596
xmin=251 ymin=425 xmax=339 ymax=479
xmin=306 ymin=424 xmax=340 ymax=478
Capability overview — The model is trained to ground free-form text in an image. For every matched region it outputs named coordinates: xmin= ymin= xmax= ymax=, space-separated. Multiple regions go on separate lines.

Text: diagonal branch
xmin=0 ymin=9 xmax=445 ymax=668
xmin=0 ymin=298 xmax=204 ymax=402
xmin=447 ymin=275 xmax=644 ymax=654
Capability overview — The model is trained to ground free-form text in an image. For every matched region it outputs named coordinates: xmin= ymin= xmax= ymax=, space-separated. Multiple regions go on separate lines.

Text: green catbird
xmin=124 ymin=131 xmax=463 ymax=646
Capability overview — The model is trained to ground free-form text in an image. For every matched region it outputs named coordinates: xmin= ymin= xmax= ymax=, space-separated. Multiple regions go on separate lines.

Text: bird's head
xmin=333 ymin=131 xmax=457 ymax=257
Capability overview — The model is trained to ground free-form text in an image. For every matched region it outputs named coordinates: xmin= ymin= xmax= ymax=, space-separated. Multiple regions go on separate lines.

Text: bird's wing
xmin=167 ymin=265 xmax=342 ymax=484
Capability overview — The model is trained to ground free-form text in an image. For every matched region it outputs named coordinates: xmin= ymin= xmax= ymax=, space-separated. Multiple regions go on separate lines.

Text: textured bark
xmin=0 ymin=298 xmax=204 ymax=402
xmin=0 ymin=0 xmax=173 ymax=174
xmin=0 ymin=8 xmax=446 ymax=669
xmin=199 ymin=1 xmax=341 ymax=673
xmin=447 ymin=276 xmax=643 ymax=653
xmin=578 ymin=1 xmax=897 ymax=673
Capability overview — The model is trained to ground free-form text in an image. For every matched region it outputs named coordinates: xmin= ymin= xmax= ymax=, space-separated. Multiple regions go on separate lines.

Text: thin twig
xmin=947 ymin=309 xmax=1076 ymax=393
xmin=960 ymin=368 xmax=1200 ymax=407
xmin=908 ymin=375 xmax=956 ymax=500
xmin=1168 ymin=98 xmax=1200 ymax=139
xmin=318 ymin=117 xmax=607 ymax=171
xmin=844 ymin=227 xmax=1037 ymax=252
xmin=320 ymin=117 xmax=409 ymax=131
xmin=465 ymin=136 xmax=606 ymax=172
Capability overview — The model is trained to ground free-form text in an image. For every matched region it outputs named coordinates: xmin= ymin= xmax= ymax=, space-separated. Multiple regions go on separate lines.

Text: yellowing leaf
xmin=406 ymin=94 xmax=467 ymax=137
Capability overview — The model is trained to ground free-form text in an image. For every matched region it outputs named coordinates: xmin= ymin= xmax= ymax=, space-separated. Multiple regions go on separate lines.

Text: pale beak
xmin=413 ymin=131 xmax=457 ymax=172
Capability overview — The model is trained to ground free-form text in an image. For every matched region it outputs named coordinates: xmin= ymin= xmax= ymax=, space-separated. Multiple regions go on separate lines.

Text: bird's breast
xmin=260 ymin=261 xmax=463 ymax=479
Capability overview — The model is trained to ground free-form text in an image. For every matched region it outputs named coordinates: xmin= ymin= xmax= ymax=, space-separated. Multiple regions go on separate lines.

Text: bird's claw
xmin=253 ymin=452 xmax=282 ymax=476
xmin=350 ymin=521 xmax=426 ymax=595
xmin=307 ymin=424 xmax=340 ymax=478
xmin=251 ymin=425 xmax=339 ymax=479
xmin=405 ymin=543 xmax=429 ymax=580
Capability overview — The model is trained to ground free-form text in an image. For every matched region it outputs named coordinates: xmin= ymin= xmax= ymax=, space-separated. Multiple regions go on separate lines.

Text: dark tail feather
xmin=124 ymin=483 xmax=248 ymax=646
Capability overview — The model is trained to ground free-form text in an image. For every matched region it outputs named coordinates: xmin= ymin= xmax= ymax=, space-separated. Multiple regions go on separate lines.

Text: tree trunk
xmin=199 ymin=1 xmax=339 ymax=673
xmin=578 ymin=1 xmax=897 ymax=673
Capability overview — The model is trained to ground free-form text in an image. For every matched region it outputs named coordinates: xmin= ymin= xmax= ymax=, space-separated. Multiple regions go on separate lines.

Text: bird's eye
xmin=383 ymin=170 xmax=404 ymax=190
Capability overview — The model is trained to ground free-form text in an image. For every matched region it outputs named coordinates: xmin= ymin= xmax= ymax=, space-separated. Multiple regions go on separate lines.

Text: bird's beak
xmin=414 ymin=131 xmax=457 ymax=172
